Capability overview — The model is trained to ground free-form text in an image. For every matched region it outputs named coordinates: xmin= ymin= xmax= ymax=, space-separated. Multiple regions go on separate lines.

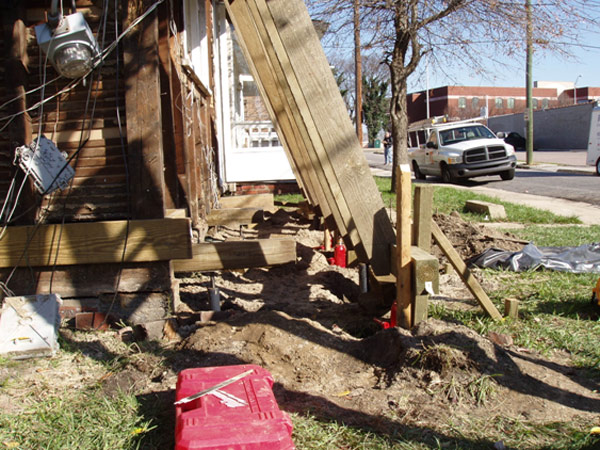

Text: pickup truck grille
xmin=464 ymin=146 xmax=507 ymax=164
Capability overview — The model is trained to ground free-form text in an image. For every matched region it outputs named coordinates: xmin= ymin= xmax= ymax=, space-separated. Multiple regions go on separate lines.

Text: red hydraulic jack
xmin=373 ymin=303 xmax=397 ymax=329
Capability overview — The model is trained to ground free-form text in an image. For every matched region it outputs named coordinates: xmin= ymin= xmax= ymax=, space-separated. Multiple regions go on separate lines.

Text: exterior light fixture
xmin=35 ymin=2 xmax=99 ymax=79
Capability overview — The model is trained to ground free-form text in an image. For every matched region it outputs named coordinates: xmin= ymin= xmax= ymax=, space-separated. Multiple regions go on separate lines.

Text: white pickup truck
xmin=408 ymin=121 xmax=517 ymax=183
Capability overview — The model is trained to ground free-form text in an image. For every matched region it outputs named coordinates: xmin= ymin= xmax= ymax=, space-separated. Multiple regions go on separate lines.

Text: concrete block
xmin=465 ymin=200 xmax=507 ymax=220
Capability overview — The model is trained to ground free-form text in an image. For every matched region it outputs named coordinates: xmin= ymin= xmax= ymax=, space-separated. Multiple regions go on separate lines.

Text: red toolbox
xmin=175 ymin=364 xmax=295 ymax=450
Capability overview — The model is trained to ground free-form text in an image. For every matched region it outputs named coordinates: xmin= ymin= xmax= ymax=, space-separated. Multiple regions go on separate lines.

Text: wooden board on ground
xmin=219 ymin=193 xmax=275 ymax=212
xmin=0 ymin=219 xmax=192 ymax=268
xmin=207 ymin=208 xmax=264 ymax=226
xmin=224 ymin=0 xmax=396 ymax=275
xmin=172 ymin=238 xmax=296 ymax=272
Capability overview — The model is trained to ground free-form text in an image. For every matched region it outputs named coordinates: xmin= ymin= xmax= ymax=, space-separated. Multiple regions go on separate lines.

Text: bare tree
xmin=308 ymin=0 xmax=600 ymax=189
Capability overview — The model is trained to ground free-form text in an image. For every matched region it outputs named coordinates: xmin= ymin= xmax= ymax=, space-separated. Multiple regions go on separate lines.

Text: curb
xmin=516 ymin=163 xmax=595 ymax=175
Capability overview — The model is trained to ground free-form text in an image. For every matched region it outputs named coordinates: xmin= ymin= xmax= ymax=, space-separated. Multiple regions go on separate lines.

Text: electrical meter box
xmin=16 ymin=136 xmax=75 ymax=194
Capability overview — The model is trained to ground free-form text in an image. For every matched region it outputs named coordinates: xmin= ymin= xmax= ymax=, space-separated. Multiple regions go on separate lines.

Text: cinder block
xmin=465 ymin=200 xmax=507 ymax=220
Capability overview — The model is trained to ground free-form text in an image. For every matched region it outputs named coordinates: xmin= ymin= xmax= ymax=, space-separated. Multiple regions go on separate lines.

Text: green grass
xmin=0 ymin=387 xmax=154 ymax=450
xmin=290 ymin=412 xmax=599 ymax=449
xmin=507 ymin=224 xmax=600 ymax=246
xmin=274 ymin=192 xmax=306 ymax=205
xmin=374 ymin=176 xmax=581 ymax=224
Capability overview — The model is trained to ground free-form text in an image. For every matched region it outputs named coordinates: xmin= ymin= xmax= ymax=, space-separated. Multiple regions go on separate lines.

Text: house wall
xmin=0 ymin=0 xmax=219 ymax=319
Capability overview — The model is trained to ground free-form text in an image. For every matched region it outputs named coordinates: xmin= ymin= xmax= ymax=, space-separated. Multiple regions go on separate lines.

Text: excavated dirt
xmin=1 ymin=209 xmax=599 ymax=448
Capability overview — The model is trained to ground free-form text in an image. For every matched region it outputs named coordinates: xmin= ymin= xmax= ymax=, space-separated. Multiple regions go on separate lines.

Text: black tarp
xmin=468 ymin=243 xmax=600 ymax=273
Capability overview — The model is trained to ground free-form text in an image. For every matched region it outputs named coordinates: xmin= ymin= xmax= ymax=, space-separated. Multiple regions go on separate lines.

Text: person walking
xmin=383 ymin=131 xmax=392 ymax=165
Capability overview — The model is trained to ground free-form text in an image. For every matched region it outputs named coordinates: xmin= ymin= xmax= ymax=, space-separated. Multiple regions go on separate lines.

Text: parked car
xmin=409 ymin=121 xmax=517 ymax=183
xmin=497 ymin=131 xmax=526 ymax=150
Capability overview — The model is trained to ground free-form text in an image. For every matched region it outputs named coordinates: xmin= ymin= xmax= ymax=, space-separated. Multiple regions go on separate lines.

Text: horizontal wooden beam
xmin=218 ymin=193 xmax=275 ymax=212
xmin=206 ymin=208 xmax=264 ymax=226
xmin=172 ymin=238 xmax=296 ymax=272
xmin=0 ymin=219 xmax=192 ymax=268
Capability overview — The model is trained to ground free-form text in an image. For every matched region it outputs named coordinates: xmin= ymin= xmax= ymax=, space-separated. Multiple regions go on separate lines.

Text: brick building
xmin=407 ymin=82 xmax=600 ymax=124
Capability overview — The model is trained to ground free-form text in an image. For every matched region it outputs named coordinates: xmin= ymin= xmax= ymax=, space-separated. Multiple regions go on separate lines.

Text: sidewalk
xmin=364 ymin=147 xmax=600 ymax=225
xmin=514 ymin=149 xmax=595 ymax=175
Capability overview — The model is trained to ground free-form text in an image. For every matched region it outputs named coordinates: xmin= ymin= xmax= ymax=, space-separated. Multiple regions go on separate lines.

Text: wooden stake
xmin=412 ymin=185 xmax=433 ymax=251
xmin=431 ymin=221 xmax=502 ymax=320
xmin=396 ymin=164 xmax=412 ymax=328
xmin=504 ymin=298 xmax=519 ymax=320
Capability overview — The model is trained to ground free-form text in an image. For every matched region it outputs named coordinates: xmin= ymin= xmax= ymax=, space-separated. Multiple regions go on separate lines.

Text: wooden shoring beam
xmin=0 ymin=219 xmax=192 ymax=268
xmin=224 ymin=0 xmax=319 ymax=208
xmin=224 ymin=0 xmax=396 ymax=275
xmin=431 ymin=221 xmax=502 ymax=320
xmin=172 ymin=238 xmax=296 ymax=272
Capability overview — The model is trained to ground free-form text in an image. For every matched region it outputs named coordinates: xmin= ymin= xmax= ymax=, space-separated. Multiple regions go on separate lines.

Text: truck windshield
xmin=439 ymin=125 xmax=495 ymax=145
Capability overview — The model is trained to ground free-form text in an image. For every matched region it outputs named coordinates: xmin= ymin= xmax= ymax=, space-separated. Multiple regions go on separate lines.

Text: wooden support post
xmin=396 ymin=165 xmax=412 ymax=328
xmin=504 ymin=298 xmax=519 ymax=320
xmin=124 ymin=0 xmax=166 ymax=220
xmin=3 ymin=4 xmax=35 ymax=224
xmin=431 ymin=220 xmax=502 ymax=320
xmin=413 ymin=185 xmax=433 ymax=251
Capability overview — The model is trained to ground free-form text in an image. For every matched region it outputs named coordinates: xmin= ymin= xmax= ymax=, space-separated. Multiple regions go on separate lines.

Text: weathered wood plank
xmin=207 ymin=208 xmax=264 ymax=226
xmin=431 ymin=220 xmax=502 ymax=320
xmin=219 ymin=193 xmax=275 ymax=211
xmin=172 ymin=238 xmax=296 ymax=272
xmin=0 ymin=219 xmax=192 ymax=268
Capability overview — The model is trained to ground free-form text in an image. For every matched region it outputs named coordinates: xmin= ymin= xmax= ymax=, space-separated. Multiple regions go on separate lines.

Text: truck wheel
xmin=441 ymin=164 xmax=455 ymax=184
xmin=500 ymin=169 xmax=515 ymax=181
xmin=413 ymin=161 xmax=426 ymax=180
xmin=596 ymin=158 xmax=600 ymax=176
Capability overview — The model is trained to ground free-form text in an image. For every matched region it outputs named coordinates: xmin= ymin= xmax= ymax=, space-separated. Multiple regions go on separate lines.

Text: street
xmin=450 ymin=170 xmax=600 ymax=206
xmin=365 ymin=149 xmax=600 ymax=207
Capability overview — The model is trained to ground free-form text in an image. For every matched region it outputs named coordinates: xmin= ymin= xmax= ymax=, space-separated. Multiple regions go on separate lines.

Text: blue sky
xmin=407 ymin=39 xmax=600 ymax=93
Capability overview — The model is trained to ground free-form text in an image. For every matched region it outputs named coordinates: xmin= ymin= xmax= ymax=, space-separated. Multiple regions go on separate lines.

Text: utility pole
xmin=525 ymin=0 xmax=534 ymax=164
xmin=354 ymin=0 xmax=363 ymax=145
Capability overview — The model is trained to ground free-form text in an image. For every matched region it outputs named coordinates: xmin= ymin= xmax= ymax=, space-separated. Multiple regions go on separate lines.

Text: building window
xmin=495 ymin=98 xmax=503 ymax=108
xmin=542 ymin=98 xmax=549 ymax=109
xmin=533 ymin=98 xmax=538 ymax=109
xmin=184 ymin=0 xmax=209 ymax=89
xmin=472 ymin=97 xmax=480 ymax=109
xmin=458 ymin=97 xmax=466 ymax=109
xmin=507 ymin=98 xmax=515 ymax=108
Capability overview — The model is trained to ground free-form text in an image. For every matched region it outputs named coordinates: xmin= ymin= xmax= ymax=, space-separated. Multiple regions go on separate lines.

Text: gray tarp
xmin=468 ymin=243 xmax=600 ymax=273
